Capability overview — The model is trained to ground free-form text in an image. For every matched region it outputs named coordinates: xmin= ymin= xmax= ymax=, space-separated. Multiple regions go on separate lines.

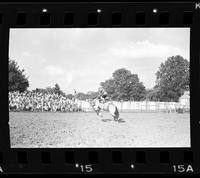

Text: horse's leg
xmin=99 ymin=112 xmax=103 ymax=118
xmin=94 ymin=107 xmax=103 ymax=117
xmin=97 ymin=108 xmax=103 ymax=117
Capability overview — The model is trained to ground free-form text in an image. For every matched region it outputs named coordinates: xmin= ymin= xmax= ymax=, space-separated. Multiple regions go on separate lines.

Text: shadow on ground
xmin=101 ymin=118 xmax=112 ymax=122
xmin=117 ymin=118 xmax=126 ymax=123
xmin=101 ymin=118 xmax=126 ymax=123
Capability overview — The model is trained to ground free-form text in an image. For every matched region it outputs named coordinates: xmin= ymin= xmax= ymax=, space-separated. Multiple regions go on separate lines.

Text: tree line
xmin=9 ymin=55 xmax=189 ymax=102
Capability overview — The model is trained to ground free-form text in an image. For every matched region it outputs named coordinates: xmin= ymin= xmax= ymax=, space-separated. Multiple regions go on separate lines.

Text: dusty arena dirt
xmin=9 ymin=112 xmax=190 ymax=148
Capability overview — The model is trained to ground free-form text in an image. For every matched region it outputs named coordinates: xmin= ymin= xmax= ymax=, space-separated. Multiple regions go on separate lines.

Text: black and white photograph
xmin=8 ymin=28 xmax=190 ymax=148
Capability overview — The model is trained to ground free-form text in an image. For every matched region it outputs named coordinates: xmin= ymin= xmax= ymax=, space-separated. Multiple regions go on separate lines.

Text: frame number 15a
xmin=173 ymin=165 xmax=194 ymax=173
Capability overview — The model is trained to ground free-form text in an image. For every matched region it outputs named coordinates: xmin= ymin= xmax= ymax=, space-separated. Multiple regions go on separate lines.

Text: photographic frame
xmin=0 ymin=1 xmax=200 ymax=174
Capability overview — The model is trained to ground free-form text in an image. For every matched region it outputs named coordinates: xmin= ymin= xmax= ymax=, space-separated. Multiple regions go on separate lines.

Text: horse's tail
xmin=108 ymin=103 xmax=119 ymax=120
xmin=114 ymin=106 xmax=119 ymax=120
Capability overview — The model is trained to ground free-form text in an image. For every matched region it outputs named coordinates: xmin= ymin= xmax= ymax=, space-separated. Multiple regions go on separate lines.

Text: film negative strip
xmin=0 ymin=1 xmax=200 ymax=174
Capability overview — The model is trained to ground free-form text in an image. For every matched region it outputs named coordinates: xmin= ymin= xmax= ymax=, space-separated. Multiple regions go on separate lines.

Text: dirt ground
xmin=9 ymin=112 xmax=190 ymax=148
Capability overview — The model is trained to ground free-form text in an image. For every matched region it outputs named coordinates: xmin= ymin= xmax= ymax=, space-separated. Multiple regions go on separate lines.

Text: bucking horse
xmin=88 ymin=97 xmax=119 ymax=121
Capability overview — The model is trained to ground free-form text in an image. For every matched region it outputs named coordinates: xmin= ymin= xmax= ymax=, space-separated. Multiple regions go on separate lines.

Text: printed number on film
xmin=173 ymin=165 xmax=194 ymax=173
xmin=76 ymin=164 xmax=93 ymax=173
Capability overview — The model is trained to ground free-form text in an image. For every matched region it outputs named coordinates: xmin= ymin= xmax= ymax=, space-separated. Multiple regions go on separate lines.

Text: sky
xmin=9 ymin=28 xmax=190 ymax=94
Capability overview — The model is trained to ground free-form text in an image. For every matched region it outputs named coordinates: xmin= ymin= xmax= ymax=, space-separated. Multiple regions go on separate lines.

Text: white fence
xmin=75 ymin=100 xmax=190 ymax=113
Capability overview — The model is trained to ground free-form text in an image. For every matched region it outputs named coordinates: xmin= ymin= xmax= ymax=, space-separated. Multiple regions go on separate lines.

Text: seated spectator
xmin=8 ymin=90 xmax=81 ymax=112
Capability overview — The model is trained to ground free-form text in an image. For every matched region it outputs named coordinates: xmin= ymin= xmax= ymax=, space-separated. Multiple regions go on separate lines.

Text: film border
xmin=0 ymin=1 xmax=200 ymax=174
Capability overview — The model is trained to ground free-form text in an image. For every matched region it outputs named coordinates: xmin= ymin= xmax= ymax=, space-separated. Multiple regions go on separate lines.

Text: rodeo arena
xmin=9 ymin=88 xmax=190 ymax=148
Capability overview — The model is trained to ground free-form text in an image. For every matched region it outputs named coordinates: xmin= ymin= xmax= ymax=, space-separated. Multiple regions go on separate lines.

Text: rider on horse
xmin=97 ymin=87 xmax=109 ymax=103
xmin=91 ymin=87 xmax=119 ymax=120
xmin=90 ymin=87 xmax=109 ymax=114
xmin=89 ymin=87 xmax=119 ymax=120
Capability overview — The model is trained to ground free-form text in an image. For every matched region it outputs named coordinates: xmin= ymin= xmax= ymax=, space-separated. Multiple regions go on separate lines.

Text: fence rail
xmin=75 ymin=100 xmax=190 ymax=113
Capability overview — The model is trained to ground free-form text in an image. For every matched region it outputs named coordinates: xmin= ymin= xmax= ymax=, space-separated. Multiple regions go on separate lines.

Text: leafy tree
xmin=87 ymin=91 xmax=98 ymax=99
xmin=72 ymin=91 xmax=99 ymax=100
xmin=45 ymin=86 xmax=55 ymax=94
xmin=39 ymin=84 xmax=66 ymax=96
xmin=155 ymin=55 xmax=189 ymax=101
xmin=65 ymin=94 xmax=73 ymax=100
xmin=9 ymin=58 xmax=29 ymax=92
xmin=76 ymin=92 xmax=88 ymax=100
xmin=101 ymin=68 xmax=146 ymax=101
xmin=32 ymin=88 xmax=48 ymax=94
xmin=144 ymin=89 xmax=153 ymax=100
xmin=144 ymin=87 xmax=162 ymax=101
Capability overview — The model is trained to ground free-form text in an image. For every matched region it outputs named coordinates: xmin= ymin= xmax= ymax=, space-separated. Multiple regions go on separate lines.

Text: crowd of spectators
xmin=9 ymin=91 xmax=81 ymax=112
